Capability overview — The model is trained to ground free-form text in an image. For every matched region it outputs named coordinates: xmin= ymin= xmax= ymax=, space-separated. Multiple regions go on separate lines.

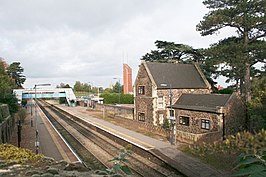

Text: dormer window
xmin=138 ymin=86 xmax=145 ymax=95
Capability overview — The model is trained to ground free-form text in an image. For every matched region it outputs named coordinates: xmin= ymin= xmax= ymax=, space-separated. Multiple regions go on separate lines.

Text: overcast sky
xmin=0 ymin=0 xmax=234 ymax=89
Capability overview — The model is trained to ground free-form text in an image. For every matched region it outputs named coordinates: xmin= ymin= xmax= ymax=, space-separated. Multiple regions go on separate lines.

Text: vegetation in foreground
xmin=182 ymin=130 xmax=266 ymax=175
xmin=0 ymin=144 xmax=43 ymax=164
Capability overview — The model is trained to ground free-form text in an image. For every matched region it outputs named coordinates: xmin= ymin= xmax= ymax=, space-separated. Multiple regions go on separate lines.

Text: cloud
xmin=0 ymin=0 xmax=232 ymax=88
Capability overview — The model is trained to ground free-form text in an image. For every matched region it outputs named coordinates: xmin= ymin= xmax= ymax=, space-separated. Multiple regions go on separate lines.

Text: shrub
xmin=100 ymin=93 xmax=133 ymax=104
xmin=0 ymin=144 xmax=43 ymax=164
xmin=17 ymin=108 xmax=27 ymax=123
xmin=233 ymin=149 xmax=266 ymax=177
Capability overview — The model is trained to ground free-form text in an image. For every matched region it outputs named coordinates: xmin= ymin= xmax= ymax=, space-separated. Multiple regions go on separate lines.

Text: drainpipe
xmin=218 ymin=107 xmax=225 ymax=140
xmin=222 ymin=113 xmax=225 ymax=140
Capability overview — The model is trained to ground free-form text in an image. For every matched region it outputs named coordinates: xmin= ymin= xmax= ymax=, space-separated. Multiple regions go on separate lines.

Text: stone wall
xmin=174 ymin=109 xmax=223 ymax=143
xmin=134 ymin=63 xmax=154 ymax=123
xmin=0 ymin=104 xmax=15 ymax=144
xmin=95 ymin=103 xmax=134 ymax=120
xmin=224 ymin=93 xmax=246 ymax=136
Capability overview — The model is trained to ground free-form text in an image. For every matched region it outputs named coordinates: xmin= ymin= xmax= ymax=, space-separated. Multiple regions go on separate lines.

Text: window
xmin=159 ymin=114 xmax=164 ymax=124
xmin=138 ymin=86 xmax=145 ymax=95
xmin=179 ymin=116 xmax=189 ymax=126
xmin=158 ymin=96 xmax=163 ymax=108
xmin=138 ymin=112 xmax=145 ymax=122
xmin=169 ymin=109 xmax=174 ymax=117
xmin=201 ymin=119 xmax=210 ymax=130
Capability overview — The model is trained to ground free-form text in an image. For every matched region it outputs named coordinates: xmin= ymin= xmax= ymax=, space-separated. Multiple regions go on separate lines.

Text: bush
xmin=233 ymin=149 xmax=266 ymax=177
xmin=0 ymin=93 xmax=18 ymax=114
xmin=100 ymin=93 xmax=133 ymax=104
xmin=17 ymin=108 xmax=27 ymax=123
xmin=21 ymin=99 xmax=27 ymax=107
xmin=185 ymin=130 xmax=266 ymax=170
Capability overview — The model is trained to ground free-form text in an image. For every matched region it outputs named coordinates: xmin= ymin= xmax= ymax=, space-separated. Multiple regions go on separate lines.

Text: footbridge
xmin=13 ymin=88 xmax=76 ymax=106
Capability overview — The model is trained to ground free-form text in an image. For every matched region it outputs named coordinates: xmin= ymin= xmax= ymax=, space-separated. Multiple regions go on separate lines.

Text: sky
xmin=0 ymin=0 xmax=235 ymax=89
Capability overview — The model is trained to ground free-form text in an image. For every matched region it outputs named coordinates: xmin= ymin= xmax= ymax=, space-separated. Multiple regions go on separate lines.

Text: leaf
xmin=121 ymin=158 xmax=130 ymax=164
xmin=232 ymin=164 xmax=266 ymax=176
xmin=237 ymin=157 xmax=261 ymax=166
xmin=120 ymin=165 xmax=132 ymax=175
xmin=249 ymin=171 xmax=266 ymax=177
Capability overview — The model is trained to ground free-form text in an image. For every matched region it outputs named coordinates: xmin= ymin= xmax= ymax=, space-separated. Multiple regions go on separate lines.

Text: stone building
xmin=134 ymin=61 xmax=211 ymax=126
xmin=171 ymin=93 xmax=245 ymax=143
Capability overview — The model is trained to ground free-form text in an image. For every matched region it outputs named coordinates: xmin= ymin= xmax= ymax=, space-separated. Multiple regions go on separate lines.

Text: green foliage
xmin=100 ymin=93 xmax=133 ymax=104
xmin=0 ymin=93 xmax=18 ymax=115
xmin=186 ymin=130 xmax=266 ymax=170
xmin=73 ymin=81 xmax=99 ymax=93
xmin=112 ymin=82 xmax=123 ymax=94
xmin=0 ymin=59 xmax=20 ymax=114
xmin=16 ymin=108 xmax=27 ymax=123
xmin=162 ymin=118 xmax=170 ymax=129
xmin=197 ymin=0 xmax=266 ymax=102
xmin=59 ymin=97 xmax=67 ymax=104
xmin=56 ymin=82 xmax=71 ymax=88
xmin=95 ymin=145 xmax=133 ymax=176
xmin=141 ymin=40 xmax=204 ymax=63
xmin=21 ymin=99 xmax=27 ymax=107
xmin=0 ymin=144 xmax=43 ymax=164
xmin=6 ymin=62 xmax=26 ymax=88
xmin=233 ymin=149 xmax=266 ymax=177
xmin=216 ymin=87 xmax=234 ymax=94
xmin=248 ymin=75 xmax=266 ymax=130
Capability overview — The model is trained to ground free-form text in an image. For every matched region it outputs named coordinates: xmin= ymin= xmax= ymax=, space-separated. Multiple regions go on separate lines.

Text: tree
xmin=141 ymin=40 xmax=204 ymax=63
xmin=0 ymin=59 xmax=22 ymax=114
xmin=197 ymin=0 xmax=266 ymax=102
xmin=6 ymin=62 xmax=26 ymax=88
xmin=112 ymin=81 xmax=123 ymax=93
xmin=73 ymin=81 xmax=82 ymax=91
xmin=57 ymin=83 xmax=71 ymax=88
xmin=248 ymin=74 xmax=266 ymax=130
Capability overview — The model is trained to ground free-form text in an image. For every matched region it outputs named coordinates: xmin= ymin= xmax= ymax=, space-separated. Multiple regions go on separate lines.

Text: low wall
xmin=95 ymin=103 xmax=134 ymax=120
xmin=92 ymin=103 xmax=170 ymax=138
xmin=0 ymin=104 xmax=15 ymax=143
xmin=176 ymin=130 xmax=223 ymax=144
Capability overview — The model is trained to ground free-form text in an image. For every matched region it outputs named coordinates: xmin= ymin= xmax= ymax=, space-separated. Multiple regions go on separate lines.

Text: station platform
xmin=48 ymin=101 xmax=229 ymax=177
xmin=23 ymin=100 xmax=79 ymax=163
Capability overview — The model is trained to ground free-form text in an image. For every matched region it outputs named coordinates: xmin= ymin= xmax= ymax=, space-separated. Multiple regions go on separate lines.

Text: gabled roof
xmin=144 ymin=62 xmax=210 ymax=89
xmin=172 ymin=94 xmax=232 ymax=113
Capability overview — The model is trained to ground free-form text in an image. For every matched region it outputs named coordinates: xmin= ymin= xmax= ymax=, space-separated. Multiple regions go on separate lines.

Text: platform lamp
xmin=34 ymin=83 xmax=51 ymax=154
xmin=113 ymin=77 xmax=121 ymax=104
xmin=160 ymin=83 xmax=176 ymax=145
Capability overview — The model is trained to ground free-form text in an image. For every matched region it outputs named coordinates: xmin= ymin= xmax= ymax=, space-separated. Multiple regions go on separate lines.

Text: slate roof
xmin=145 ymin=62 xmax=209 ymax=89
xmin=171 ymin=94 xmax=232 ymax=113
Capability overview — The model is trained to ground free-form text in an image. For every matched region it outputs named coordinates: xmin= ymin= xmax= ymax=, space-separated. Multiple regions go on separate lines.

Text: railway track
xmin=38 ymin=100 xmax=184 ymax=177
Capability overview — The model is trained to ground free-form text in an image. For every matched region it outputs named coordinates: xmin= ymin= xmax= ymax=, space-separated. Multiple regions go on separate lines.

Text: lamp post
xmin=34 ymin=83 xmax=51 ymax=154
xmin=113 ymin=77 xmax=121 ymax=104
xmin=161 ymin=83 xmax=176 ymax=145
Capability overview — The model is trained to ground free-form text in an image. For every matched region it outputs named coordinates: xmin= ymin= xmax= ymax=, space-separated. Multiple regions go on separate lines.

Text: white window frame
xmin=201 ymin=119 xmax=210 ymax=130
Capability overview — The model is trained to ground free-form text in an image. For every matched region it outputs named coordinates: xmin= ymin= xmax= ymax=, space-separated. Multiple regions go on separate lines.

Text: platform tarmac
xmin=48 ymin=101 xmax=229 ymax=177
xmin=13 ymin=100 xmax=80 ymax=163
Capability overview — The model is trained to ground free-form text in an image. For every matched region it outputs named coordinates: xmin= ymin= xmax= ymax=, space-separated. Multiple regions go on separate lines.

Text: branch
xmin=223 ymin=23 xmax=244 ymax=33
xmin=249 ymin=32 xmax=266 ymax=43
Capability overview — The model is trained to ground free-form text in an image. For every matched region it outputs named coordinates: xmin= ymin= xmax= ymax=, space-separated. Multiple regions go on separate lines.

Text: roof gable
xmin=144 ymin=62 xmax=209 ymax=89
